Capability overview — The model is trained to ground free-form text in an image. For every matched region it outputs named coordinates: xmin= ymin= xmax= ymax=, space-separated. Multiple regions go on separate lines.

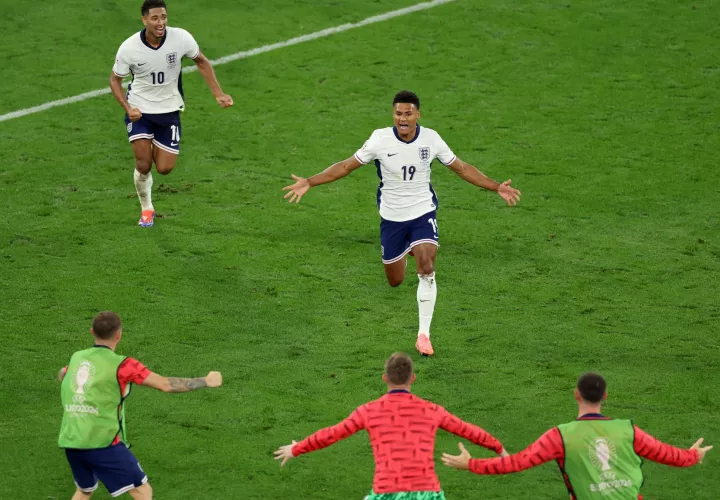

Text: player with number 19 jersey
xmin=283 ymin=91 xmax=521 ymax=357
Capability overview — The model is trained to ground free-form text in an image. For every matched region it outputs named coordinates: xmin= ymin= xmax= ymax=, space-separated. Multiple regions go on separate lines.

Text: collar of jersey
xmin=387 ymin=389 xmax=410 ymax=394
xmin=140 ymin=29 xmax=168 ymax=51
xmin=92 ymin=344 xmax=112 ymax=350
xmin=577 ymin=413 xmax=609 ymax=420
xmin=393 ymin=125 xmax=421 ymax=144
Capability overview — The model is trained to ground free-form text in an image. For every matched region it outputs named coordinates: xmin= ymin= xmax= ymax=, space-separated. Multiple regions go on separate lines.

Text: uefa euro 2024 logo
xmin=590 ymin=437 xmax=616 ymax=473
xmin=71 ymin=361 xmax=95 ymax=404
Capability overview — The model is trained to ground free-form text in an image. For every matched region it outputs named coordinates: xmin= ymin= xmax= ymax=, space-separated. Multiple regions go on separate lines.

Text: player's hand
xmin=216 ymin=94 xmax=233 ymax=108
xmin=58 ymin=366 xmax=68 ymax=381
xmin=274 ymin=440 xmax=297 ymax=467
xmin=497 ymin=179 xmax=520 ymax=206
xmin=127 ymin=107 xmax=143 ymax=122
xmin=691 ymin=438 xmax=713 ymax=463
xmin=282 ymin=175 xmax=311 ymax=203
xmin=441 ymin=442 xmax=472 ymax=470
xmin=205 ymin=371 xmax=223 ymax=388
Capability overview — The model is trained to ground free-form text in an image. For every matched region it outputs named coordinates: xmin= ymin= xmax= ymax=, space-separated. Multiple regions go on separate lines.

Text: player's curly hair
xmin=142 ymin=0 xmax=167 ymax=16
xmin=393 ymin=90 xmax=420 ymax=110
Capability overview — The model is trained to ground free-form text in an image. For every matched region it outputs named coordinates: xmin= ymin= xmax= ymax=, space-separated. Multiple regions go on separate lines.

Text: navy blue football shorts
xmin=65 ymin=443 xmax=147 ymax=497
xmin=380 ymin=210 xmax=439 ymax=264
xmin=125 ymin=111 xmax=181 ymax=155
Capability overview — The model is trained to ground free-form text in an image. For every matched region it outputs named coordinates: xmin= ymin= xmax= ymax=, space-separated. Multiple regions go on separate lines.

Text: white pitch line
xmin=0 ymin=0 xmax=456 ymax=123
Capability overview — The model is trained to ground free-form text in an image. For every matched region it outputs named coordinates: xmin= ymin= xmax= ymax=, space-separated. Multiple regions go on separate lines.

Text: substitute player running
xmin=109 ymin=0 xmax=233 ymax=227
xmin=283 ymin=91 xmax=520 ymax=356
xmin=58 ymin=311 xmax=222 ymax=499
xmin=274 ymin=352 xmax=508 ymax=499
xmin=442 ymin=372 xmax=712 ymax=499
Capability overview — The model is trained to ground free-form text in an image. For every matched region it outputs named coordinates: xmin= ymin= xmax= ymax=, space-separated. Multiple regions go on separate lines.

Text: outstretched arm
xmin=633 ymin=426 xmax=709 ymax=466
xmin=282 ymin=155 xmax=363 ymax=203
xmin=274 ymin=408 xmax=365 ymax=466
xmin=142 ymin=371 xmax=223 ymax=393
xmin=443 ymin=427 xmax=564 ymax=474
xmin=193 ymin=51 xmax=233 ymax=108
xmin=440 ymin=411 xmax=506 ymax=455
xmin=446 ymin=158 xmax=520 ymax=206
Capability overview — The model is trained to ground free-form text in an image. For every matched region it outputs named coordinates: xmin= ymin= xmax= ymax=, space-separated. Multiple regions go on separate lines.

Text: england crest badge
xmin=166 ymin=52 xmax=178 ymax=67
xmin=419 ymin=147 xmax=430 ymax=162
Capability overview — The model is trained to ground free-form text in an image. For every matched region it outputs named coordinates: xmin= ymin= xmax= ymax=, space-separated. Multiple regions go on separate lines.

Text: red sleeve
xmin=117 ymin=357 xmax=151 ymax=386
xmin=633 ymin=426 xmax=699 ymax=467
xmin=439 ymin=409 xmax=504 ymax=455
xmin=469 ymin=427 xmax=565 ymax=475
xmin=291 ymin=407 xmax=366 ymax=457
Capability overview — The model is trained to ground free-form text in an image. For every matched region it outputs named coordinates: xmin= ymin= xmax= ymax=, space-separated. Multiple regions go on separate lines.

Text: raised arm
xmin=141 ymin=371 xmax=222 ymax=393
xmin=446 ymin=158 xmax=520 ymax=206
xmin=274 ymin=407 xmax=365 ymax=466
xmin=443 ymin=427 xmax=564 ymax=474
xmin=439 ymin=411 xmax=506 ymax=455
xmin=282 ymin=155 xmax=364 ymax=204
xmin=193 ymin=51 xmax=233 ymax=108
xmin=633 ymin=426 xmax=710 ymax=467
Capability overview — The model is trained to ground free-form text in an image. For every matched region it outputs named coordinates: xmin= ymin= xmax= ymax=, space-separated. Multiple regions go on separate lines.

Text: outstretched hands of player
xmin=216 ymin=94 xmax=233 ymax=108
xmin=274 ymin=440 xmax=297 ymax=467
xmin=441 ymin=442 xmax=472 ymax=470
xmin=497 ymin=179 xmax=521 ymax=206
xmin=691 ymin=438 xmax=713 ymax=463
xmin=282 ymin=175 xmax=311 ymax=203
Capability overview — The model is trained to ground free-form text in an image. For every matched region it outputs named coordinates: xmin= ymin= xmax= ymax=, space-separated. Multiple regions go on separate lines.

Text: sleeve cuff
xmin=113 ymin=69 xmax=130 ymax=78
xmin=438 ymin=155 xmax=456 ymax=166
xmin=354 ymin=152 xmax=368 ymax=165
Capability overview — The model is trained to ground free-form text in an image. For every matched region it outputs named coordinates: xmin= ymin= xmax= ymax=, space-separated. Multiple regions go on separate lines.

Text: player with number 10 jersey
xmin=109 ymin=0 xmax=233 ymax=227
xmin=283 ymin=91 xmax=521 ymax=356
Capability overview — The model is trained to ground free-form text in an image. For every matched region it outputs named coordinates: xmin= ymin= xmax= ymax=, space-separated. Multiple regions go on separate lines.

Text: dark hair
xmin=92 ymin=311 xmax=122 ymax=340
xmin=385 ymin=352 xmax=414 ymax=385
xmin=577 ymin=372 xmax=606 ymax=403
xmin=393 ymin=90 xmax=420 ymax=110
xmin=142 ymin=0 xmax=167 ymax=16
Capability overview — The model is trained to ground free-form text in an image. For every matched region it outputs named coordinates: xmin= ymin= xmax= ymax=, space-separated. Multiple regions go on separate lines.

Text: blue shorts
xmin=380 ymin=211 xmax=439 ymax=264
xmin=125 ymin=111 xmax=181 ymax=155
xmin=65 ymin=443 xmax=147 ymax=497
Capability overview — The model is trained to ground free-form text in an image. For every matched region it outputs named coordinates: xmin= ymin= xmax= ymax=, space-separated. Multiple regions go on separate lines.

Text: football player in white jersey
xmin=109 ymin=0 xmax=233 ymax=227
xmin=283 ymin=91 xmax=520 ymax=356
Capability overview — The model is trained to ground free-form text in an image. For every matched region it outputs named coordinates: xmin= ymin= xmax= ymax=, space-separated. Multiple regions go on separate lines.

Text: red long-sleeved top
xmin=292 ymin=390 xmax=504 ymax=493
xmin=468 ymin=415 xmax=699 ymax=500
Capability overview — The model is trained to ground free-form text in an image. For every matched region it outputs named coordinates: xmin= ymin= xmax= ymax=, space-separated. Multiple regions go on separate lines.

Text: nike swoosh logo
xmin=419 ymin=300 xmax=430 ymax=302
xmin=171 ymin=142 xmax=178 ymax=146
xmin=388 ymin=153 xmax=399 ymax=157
xmin=138 ymin=63 xmax=147 ymax=66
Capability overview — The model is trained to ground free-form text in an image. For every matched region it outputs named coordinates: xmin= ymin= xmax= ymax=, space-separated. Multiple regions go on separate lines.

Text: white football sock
xmin=134 ymin=169 xmax=154 ymax=212
xmin=417 ymin=272 xmax=437 ymax=337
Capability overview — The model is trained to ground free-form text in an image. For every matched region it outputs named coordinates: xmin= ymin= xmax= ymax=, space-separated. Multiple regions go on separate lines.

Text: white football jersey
xmin=112 ymin=27 xmax=200 ymax=114
xmin=354 ymin=126 xmax=456 ymax=222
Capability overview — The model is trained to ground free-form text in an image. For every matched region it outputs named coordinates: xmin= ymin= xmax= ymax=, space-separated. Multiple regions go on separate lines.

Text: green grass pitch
xmin=1 ymin=1 xmax=718 ymax=498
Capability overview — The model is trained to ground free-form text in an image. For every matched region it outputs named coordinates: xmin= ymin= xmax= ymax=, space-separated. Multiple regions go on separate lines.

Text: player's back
xmin=361 ymin=390 xmax=448 ymax=493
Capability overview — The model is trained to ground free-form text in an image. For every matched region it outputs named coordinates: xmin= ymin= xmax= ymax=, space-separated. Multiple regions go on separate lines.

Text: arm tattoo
xmin=167 ymin=377 xmax=207 ymax=393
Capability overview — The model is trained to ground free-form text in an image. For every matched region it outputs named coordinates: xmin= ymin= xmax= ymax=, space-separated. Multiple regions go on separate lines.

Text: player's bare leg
xmin=383 ymin=257 xmax=407 ymax=287
xmin=152 ymin=145 xmax=179 ymax=175
xmin=412 ymin=243 xmax=438 ymax=356
xmin=71 ymin=488 xmax=93 ymax=500
xmin=128 ymin=483 xmax=153 ymax=500
xmin=132 ymin=139 xmax=155 ymax=227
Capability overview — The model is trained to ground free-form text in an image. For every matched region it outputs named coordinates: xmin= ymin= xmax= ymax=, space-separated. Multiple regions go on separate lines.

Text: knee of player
xmin=155 ymin=166 xmax=173 ymax=176
xmin=388 ymin=277 xmax=404 ymax=287
xmin=416 ymin=262 xmax=435 ymax=276
xmin=129 ymin=483 xmax=152 ymax=500
xmin=134 ymin=159 xmax=152 ymax=174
